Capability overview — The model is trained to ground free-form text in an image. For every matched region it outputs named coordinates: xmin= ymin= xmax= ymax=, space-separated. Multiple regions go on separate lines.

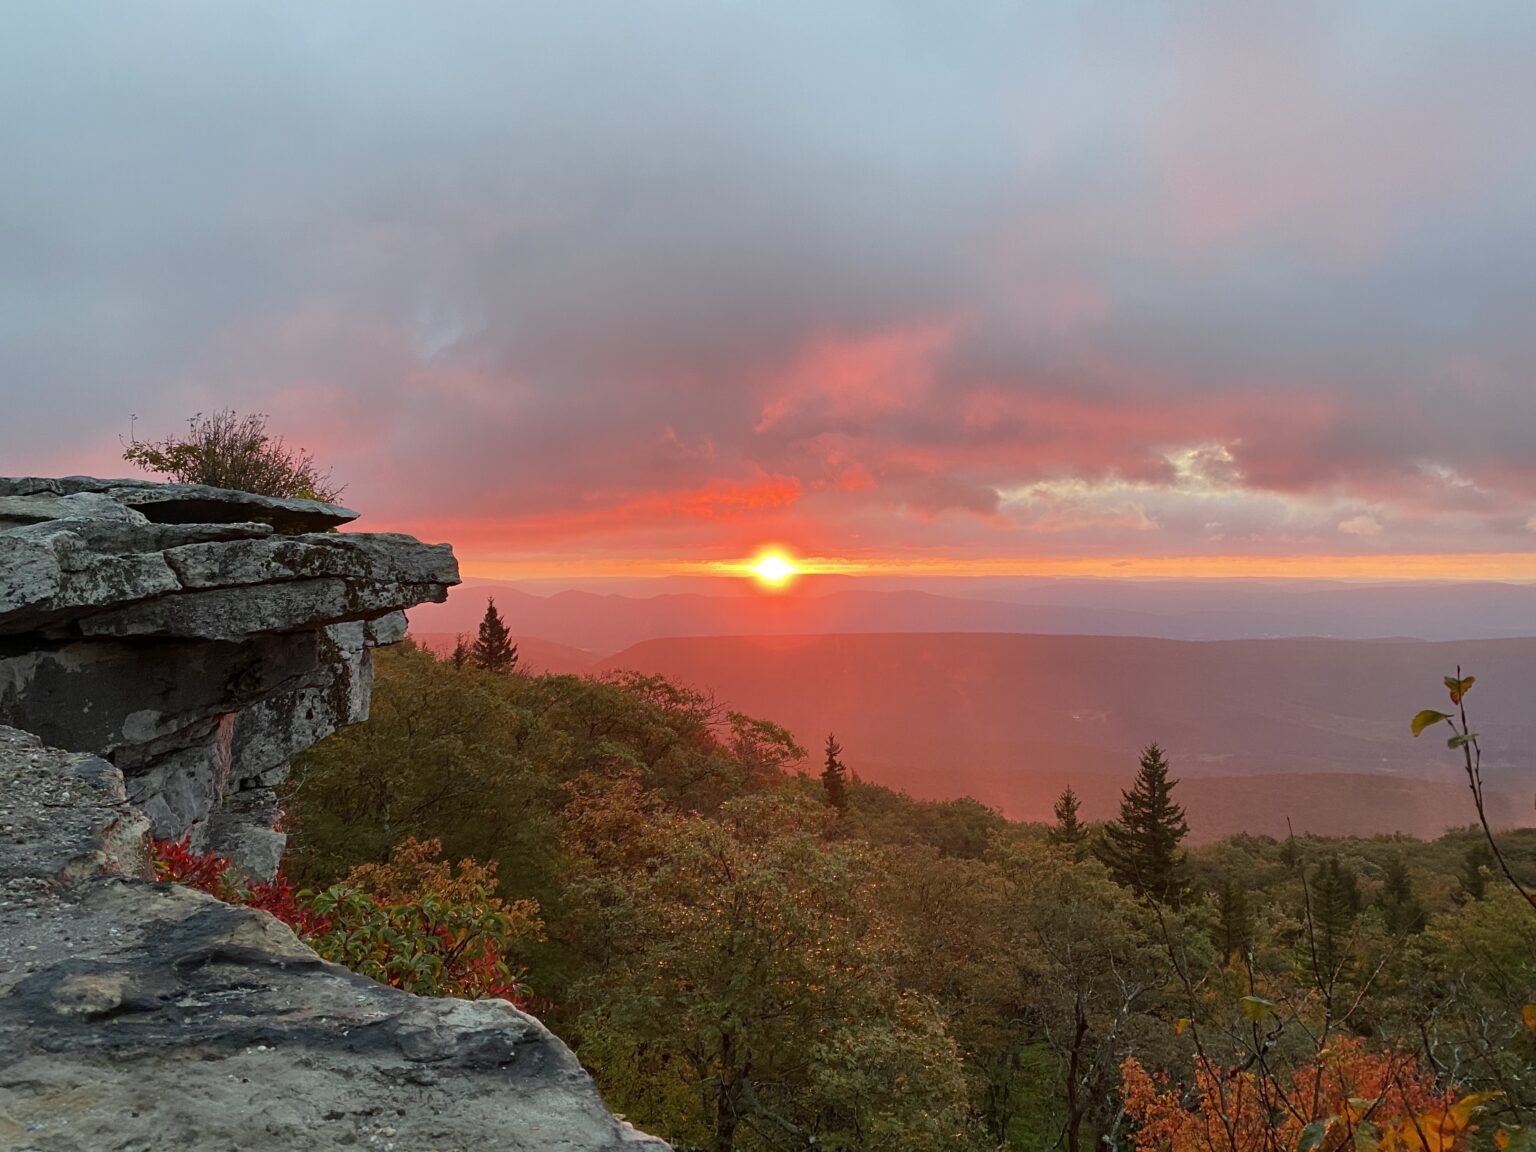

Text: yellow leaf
xmin=1412 ymin=709 xmax=1453 ymax=737
xmin=1523 ymin=1004 xmax=1536 ymax=1032
xmin=1173 ymin=1017 xmax=1190 ymax=1036
xmin=1497 ymin=1131 xmax=1511 ymax=1151
xmin=1451 ymin=1091 xmax=1502 ymax=1127
xmin=1240 ymin=995 xmax=1277 ymax=1021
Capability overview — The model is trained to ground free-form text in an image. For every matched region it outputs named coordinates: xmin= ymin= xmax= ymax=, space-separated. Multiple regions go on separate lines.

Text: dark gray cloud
xmin=4 ymin=2 xmax=1536 ymax=565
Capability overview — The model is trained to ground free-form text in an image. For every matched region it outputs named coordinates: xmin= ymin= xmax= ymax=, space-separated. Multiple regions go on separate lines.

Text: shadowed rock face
xmin=0 ymin=477 xmax=459 ymax=876
xmin=0 ymin=726 xmax=667 ymax=1151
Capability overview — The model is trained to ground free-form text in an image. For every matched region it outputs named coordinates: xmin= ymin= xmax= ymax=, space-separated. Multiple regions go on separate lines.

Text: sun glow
xmin=748 ymin=550 xmax=800 ymax=587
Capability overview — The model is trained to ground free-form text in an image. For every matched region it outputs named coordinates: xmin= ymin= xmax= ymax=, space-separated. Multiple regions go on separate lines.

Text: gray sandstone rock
xmin=0 ymin=726 xmax=667 ymax=1151
xmin=77 ymin=576 xmax=449 ymax=641
xmin=0 ymin=476 xmax=359 ymax=532
xmin=163 ymin=532 xmax=458 ymax=590
xmin=0 ymin=477 xmax=458 ymax=874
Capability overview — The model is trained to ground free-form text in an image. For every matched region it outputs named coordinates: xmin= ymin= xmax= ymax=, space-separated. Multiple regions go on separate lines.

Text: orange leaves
xmin=1374 ymin=1093 xmax=1500 ymax=1151
xmin=1122 ymin=1040 xmax=1491 ymax=1152
xmin=1444 ymin=675 xmax=1476 ymax=705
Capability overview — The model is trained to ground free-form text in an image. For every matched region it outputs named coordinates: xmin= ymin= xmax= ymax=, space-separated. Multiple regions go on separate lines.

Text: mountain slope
xmin=598 ymin=632 xmax=1536 ymax=840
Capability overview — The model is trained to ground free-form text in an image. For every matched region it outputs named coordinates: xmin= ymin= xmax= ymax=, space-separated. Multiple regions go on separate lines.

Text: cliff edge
xmin=0 ymin=477 xmax=666 ymax=1151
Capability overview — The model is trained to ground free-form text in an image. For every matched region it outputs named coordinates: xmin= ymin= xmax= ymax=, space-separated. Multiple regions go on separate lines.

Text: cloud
xmin=1337 ymin=514 xmax=1384 ymax=538
xmin=4 ymin=3 xmax=1536 ymax=567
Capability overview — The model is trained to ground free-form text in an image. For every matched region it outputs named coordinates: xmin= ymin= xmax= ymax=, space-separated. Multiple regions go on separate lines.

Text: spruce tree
xmin=449 ymin=634 xmax=471 ymax=670
xmin=470 ymin=596 xmax=519 ymax=673
xmin=821 ymin=733 xmax=848 ymax=812
xmin=1047 ymin=786 xmax=1088 ymax=858
xmin=1306 ymin=855 xmax=1361 ymax=979
xmin=1216 ymin=876 xmax=1253 ymax=959
xmin=1379 ymin=853 xmax=1426 ymax=935
xmin=1097 ymin=744 xmax=1190 ymax=905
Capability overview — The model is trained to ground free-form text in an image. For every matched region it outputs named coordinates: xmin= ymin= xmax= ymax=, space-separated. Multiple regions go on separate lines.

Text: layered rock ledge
xmin=0 ymin=478 xmax=667 ymax=1150
xmin=0 ymin=476 xmax=459 ymax=876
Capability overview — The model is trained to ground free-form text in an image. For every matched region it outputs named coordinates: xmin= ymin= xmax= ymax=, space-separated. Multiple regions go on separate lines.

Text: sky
xmin=5 ymin=3 xmax=1536 ymax=582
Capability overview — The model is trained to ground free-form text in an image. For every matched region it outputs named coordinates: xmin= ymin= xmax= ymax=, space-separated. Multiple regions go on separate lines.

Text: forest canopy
xmin=273 ymin=641 xmax=1536 ymax=1152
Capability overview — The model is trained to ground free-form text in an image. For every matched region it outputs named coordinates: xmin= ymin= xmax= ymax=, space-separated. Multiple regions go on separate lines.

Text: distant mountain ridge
xmin=405 ymin=579 xmax=1536 ymax=654
xmin=591 ymin=632 xmax=1536 ymax=842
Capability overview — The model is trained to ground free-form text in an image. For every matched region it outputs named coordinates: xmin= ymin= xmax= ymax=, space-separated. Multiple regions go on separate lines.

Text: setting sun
xmin=748 ymin=550 xmax=799 ymax=587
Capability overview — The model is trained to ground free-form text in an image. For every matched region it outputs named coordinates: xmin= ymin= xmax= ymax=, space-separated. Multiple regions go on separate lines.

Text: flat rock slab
xmin=0 ymin=477 xmax=358 ymax=534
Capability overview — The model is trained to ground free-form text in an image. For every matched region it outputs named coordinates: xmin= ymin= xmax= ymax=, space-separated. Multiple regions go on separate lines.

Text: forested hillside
xmin=591 ymin=632 xmax=1536 ymax=838
xmin=276 ymin=641 xmax=1536 ymax=1151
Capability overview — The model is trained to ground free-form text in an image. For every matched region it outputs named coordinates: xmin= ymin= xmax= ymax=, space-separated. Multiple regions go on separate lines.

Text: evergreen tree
xmin=1378 ymin=853 xmax=1426 ymax=935
xmin=821 ymin=733 xmax=848 ymax=812
xmin=1097 ymin=744 xmax=1190 ymax=905
xmin=470 ymin=596 xmax=519 ymax=674
xmin=449 ymin=634 xmax=471 ymax=670
xmin=1047 ymin=786 xmax=1088 ymax=859
xmin=1307 ymin=855 xmax=1361 ymax=979
xmin=1461 ymin=840 xmax=1494 ymax=901
xmin=1216 ymin=875 xmax=1253 ymax=960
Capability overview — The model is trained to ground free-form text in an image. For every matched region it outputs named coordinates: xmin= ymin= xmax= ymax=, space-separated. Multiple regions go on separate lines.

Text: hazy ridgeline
xmin=413 ymin=627 xmax=1536 ymax=841
xmin=281 ymin=641 xmax=1536 ymax=1151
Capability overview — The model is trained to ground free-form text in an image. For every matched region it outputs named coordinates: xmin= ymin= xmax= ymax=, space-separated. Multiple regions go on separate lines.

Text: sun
xmin=748 ymin=550 xmax=800 ymax=588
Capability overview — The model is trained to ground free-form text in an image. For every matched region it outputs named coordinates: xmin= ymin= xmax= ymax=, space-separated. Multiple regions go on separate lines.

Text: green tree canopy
xmin=1047 ymin=786 xmax=1088 ymax=859
xmin=471 ymin=596 xmax=519 ymax=674
xmin=1097 ymin=744 xmax=1190 ymax=906
xmin=821 ymin=732 xmax=849 ymax=812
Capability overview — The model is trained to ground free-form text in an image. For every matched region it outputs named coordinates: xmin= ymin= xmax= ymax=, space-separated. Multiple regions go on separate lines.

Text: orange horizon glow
xmin=451 ymin=551 xmax=1536 ymax=584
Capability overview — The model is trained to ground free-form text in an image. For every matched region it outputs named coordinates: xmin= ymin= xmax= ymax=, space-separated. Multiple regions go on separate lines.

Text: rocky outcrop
xmin=0 ymin=478 xmax=668 ymax=1150
xmin=0 ymin=476 xmax=458 ymax=876
xmin=0 ymin=726 xmax=665 ymax=1150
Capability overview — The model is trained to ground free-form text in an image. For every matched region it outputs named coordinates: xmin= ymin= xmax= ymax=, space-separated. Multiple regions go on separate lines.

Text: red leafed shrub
xmin=151 ymin=835 xmax=542 ymax=1005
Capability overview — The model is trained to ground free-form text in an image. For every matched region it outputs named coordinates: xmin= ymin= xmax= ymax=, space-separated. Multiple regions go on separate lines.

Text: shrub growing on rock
xmin=153 ymin=835 xmax=541 ymax=1003
xmin=123 ymin=409 xmax=344 ymax=501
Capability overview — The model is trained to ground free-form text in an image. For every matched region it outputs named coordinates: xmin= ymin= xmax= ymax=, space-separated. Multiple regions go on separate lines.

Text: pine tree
xmin=1379 ymin=854 xmax=1426 ymax=935
xmin=1047 ymin=786 xmax=1088 ymax=859
xmin=1216 ymin=875 xmax=1253 ymax=960
xmin=1306 ymin=855 xmax=1361 ymax=979
xmin=470 ymin=597 xmax=518 ymax=674
xmin=821 ymin=733 xmax=848 ymax=812
xmin=449 ymin=634 xmax=471 ymax=670
xmin=1097 ymin=744 xmax=1190 ymax=905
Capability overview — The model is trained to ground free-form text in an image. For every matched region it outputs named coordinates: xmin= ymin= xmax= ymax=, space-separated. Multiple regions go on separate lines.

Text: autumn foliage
xmin=153 ymin=835 xmax=541 ymax=1003
xmin=1122 ymin=1039 xmax=1489 ymax=1152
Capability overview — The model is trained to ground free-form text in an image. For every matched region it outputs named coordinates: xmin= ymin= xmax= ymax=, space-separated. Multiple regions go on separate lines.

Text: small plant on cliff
xmin=123 ymin=409 xmax=344 ymax=502
xmin=152 ymin=835 xmax=541 ymax=1003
